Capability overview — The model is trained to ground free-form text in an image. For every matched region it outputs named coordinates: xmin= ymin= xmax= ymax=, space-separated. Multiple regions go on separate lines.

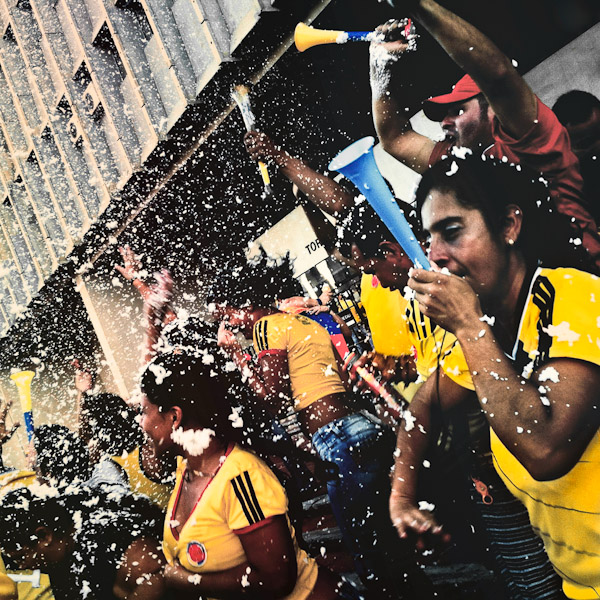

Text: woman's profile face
xmin=421 ymin=189 xmax=507 ymax=303
xmin=139 ymin=395 xmax=173 ymax=456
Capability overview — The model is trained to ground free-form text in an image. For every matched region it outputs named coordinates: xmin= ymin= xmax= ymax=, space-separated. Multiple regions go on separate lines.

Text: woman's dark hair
xmin=161 ymin=316 xmax=219 ymax=353
xmin=336 ymin=199 xmax=419 ymax=259
xmin=0 ymin=487 xmax=73 ymax=552
xmin=33 ymin=425 xmax=92 ymax=487
xmin=210 ymin=250 xmax=302 ymax=308
xmin=83 ymin=393 xmax=144 ymax=455
xmin=140 ymin=351 xmax=234 ymax=437
xmin=415 ymin=154 xmax=596 ymax=273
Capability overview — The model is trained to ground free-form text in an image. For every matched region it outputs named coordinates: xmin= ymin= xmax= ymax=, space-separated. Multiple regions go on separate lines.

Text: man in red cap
xmin=420 ymin=74 xmax=492 ymax=151
xmin=370 ymin=0 xmax=600 ymax=268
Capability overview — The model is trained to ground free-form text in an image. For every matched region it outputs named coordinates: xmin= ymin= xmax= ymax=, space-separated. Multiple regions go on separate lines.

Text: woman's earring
xmin=507 ymin=238 xmax=515 ymax=246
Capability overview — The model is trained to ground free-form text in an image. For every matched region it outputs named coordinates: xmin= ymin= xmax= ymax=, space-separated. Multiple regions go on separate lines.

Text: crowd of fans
xmin=1 ymin=0 xmax=599 ymax=599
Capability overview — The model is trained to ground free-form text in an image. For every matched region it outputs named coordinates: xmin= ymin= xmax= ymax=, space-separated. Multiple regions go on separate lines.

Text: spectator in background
xmin=33 ymin=425 xmax=93 ymax=489
xmin=370 ymin=0 xmax=600 ymax=268
xmin=335 ymin=199 xmax=422 ymax=402
xmin=74 ymin=361 xmax=175 ymax=510
xmin=553 ymin=90 xmax=600 ymax=221
xmin=0 ymin=486 xmax=165 ymax=600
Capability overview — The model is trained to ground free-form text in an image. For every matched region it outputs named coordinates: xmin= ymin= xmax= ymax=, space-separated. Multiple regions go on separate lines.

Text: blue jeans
xmin=312 ymin=411 xmax=431 ymax=597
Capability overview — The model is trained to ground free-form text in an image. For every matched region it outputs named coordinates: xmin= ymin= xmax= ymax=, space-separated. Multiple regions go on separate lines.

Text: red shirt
xmin=430 ymin=97 xmax=600 ymax=268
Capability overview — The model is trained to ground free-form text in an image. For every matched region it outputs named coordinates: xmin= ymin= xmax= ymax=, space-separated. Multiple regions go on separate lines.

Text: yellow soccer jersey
xmin=112 ymin=446 xmax=173 ymax=512
xmin=404 ymin=298 xmax=474 ymax=390
xmin=162 ymin=445 xmax=318 ymax=600
xmin=10 ymin=572 xmax=54 ymax=600
xmin=490 ymin=267 xmax=600 ymax=599
xmin=360 ymin=274 xmax=413 ymax=356
xmin=253 ymin=312 xmax=346 ymax=411
xmin=0 ymin=469 xmax=36 ymax=496
xmin=0 ymin=556 xmax=17 ymax=600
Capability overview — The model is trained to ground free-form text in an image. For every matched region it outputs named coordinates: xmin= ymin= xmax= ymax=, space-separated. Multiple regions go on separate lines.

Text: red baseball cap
xmin=423 ymin=74 xmax=482 ymax=121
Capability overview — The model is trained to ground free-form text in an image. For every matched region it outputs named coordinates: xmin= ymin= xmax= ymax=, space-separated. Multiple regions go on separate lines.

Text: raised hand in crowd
xmin=115 ymin=244 xmax=145 ymax=282
xmin=114 ymin=245 xmax=153 ymax=301
xmin=142 ymin=269 xmax=174 ymax=364
xmin=114 ymin=246 xmax=177 ymax=363
xmin=216 ymin=319 xmax=240 ymax=351
xmin=244 ymin=130 xmax=288 ymax=168
xmin=372 ymin=18 xmax=415 ymax=56
xmin=72 ymin=358 xmax=94 ymax=394
xmin=244 ymin=130 xmax=355 ymax=216
xmin=0 ymin=397 xmax=19 ymax=449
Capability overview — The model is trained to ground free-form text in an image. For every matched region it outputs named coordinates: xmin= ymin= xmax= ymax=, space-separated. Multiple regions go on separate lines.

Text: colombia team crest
xmin=187 ymin=541 xmax=207 ymax=567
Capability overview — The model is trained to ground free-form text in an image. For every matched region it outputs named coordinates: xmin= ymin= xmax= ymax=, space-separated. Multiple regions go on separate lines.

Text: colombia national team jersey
xmin=253 ymin=312 xmax=346 ymax=411
xmin=162 ymin=444 xmax=318 ymax=600
xmin=404 ymin=267 xmax=600 ymax=597
xmin=490 ymin=267 xmax=600 ymax=600
xmin=404 ymin=297 xmax=473 ymax=391
xmin=112 ymin=446 xmax=173 ymax=512
xmin=360 ymin=274 xmax=413 ymax=356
